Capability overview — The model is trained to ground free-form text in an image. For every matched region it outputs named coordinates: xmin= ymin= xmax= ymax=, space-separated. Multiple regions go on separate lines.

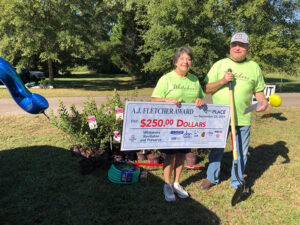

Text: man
xmin=201 ymin=32 xmax=268 ymax=190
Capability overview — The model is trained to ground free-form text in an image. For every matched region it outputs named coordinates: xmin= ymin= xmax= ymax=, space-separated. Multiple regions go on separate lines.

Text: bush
xmin=49 ymin=89 xmax=138 ymax=158
xmin=38 ymin=79 xmax=51 ymax=87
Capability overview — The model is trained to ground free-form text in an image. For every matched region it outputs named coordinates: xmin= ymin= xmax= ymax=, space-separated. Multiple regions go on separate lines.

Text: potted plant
xmin=49 ymin=89 xmax=129 ymax=173
xmin=136 ymin=150 xmax=146 ymax=161
xmin=185 ymin=148 xmax=198 ymax=166
xmin=147 ymin=149 xmax=161 ymax=168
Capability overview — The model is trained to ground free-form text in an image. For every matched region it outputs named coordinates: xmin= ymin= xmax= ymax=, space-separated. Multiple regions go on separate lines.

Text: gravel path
xmin=0 ymin=93 xmax=299 ymax=115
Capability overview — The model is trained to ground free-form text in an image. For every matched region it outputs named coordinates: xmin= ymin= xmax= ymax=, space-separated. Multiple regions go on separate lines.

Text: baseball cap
xmin=230 ymin=32 xmax=249 ymax=44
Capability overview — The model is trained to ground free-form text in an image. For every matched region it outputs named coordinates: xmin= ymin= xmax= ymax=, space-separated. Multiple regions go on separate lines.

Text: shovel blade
xmin=231 ymin=184 xmax=245 ymax=206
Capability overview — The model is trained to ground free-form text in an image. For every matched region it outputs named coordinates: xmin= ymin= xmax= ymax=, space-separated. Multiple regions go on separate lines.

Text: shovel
xmin=228 ymin=68 xmax=246 ymax=206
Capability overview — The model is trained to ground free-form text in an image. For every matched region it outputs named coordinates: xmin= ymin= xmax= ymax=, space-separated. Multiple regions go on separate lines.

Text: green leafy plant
xmin=49 ymin=89 xmax=130 ymax=157
xmin=38 ymin=79 xmax=51 ymax=87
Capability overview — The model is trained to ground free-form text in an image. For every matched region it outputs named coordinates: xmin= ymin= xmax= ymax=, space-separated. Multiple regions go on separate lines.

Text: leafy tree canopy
xmin=0 ymin=0 xmax=299 ymax=84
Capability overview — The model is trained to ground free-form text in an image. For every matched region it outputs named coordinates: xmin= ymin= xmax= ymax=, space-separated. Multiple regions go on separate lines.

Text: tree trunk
xmin=48 ymin=59 xmax=54 ymax=84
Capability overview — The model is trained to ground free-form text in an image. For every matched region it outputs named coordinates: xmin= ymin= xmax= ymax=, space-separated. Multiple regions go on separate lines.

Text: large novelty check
xmin=121 ymin=102 xmax=230 ymax=151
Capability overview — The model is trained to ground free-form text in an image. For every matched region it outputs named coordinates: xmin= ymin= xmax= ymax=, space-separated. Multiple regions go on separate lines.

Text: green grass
xmin=0 ymin=72 xmax=155 ymax=98
xmin=0 ymin=71 xmax=299 ymax=98
xmin=1 ymin=107 xmax=299 ymax=225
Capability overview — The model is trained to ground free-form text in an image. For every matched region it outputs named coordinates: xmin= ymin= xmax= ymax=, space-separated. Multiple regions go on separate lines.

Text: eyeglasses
xmin=230 ymin=42 xmax=248 ymax=49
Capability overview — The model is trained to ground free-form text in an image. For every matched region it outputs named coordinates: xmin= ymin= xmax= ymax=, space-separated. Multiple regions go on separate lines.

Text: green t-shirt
xmin=152 ymin=71 xmax=205 ymax=103
xmin=204 ymin=58 xmax=265 ymax=126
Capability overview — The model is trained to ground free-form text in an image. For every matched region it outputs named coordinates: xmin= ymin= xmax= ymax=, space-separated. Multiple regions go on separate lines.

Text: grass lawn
xmin=1 ymin=107 xmax=299 ymax=225
xmin=0 ymin=72 xmax=155 ymax=98
xmin=0 ymin=71 xmax=299 ymax=98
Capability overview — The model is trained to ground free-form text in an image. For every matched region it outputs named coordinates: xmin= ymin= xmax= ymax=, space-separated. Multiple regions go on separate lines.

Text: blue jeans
xmin=206 ymin=126 xmax=251 ymax=189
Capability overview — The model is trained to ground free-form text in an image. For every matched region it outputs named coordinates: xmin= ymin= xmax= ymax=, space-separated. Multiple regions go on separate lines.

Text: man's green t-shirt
xmin=152 ymin=71 xmax=205 ymax=103
xmin=204 ymin=58 xmax=265 ymax=126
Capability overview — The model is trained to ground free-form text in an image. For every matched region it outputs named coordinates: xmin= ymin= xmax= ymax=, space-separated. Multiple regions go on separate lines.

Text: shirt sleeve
xmin=254 ymin=64 xmax=265 ymax=93
xmin=151 ymin=75 xmax=168 ymax=98
xmin=204 ymin=61 xmax=220 ymax=84
xmin=198 ymin=84 xmax=206 ymax=98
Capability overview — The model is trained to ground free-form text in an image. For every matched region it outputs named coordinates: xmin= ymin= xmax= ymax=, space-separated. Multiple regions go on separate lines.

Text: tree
xmin=229 ymin=0 xmax=300 ymax=75
xmin=110 ymin=10 xmax=142 ymax=75
xmin=0 ymin=0 xmax=94 ymax=83
xmin=126 ymin=0 xmax=232 ymax=83
xmin=0 ymin=0 xmax=298 ymax=83
xmin=81 ymin=0 xmax=125 ymax=74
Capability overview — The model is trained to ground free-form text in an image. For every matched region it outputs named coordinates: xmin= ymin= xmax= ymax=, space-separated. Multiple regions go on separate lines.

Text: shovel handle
xmin=228 ymin=69 xmax=237 ymax=161
xmin=228 ymin=69 xmax=245 ymax=204
xmin=228 ymin=68 xmax=233 ymax=90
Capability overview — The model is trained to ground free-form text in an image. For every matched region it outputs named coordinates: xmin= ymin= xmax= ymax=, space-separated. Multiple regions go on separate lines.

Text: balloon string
xmin=42 ymin=111 xmax=50 ymax=121
xmin=266 ymin=105 xmax=272 ymax=118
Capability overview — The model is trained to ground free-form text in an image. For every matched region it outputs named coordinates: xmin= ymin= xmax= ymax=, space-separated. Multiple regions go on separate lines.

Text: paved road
xmin=0 ymin=93 xmax=299 ymax=115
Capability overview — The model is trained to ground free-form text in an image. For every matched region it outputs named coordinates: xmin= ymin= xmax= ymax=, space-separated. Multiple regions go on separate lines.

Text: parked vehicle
xmin=19 ymin=69 xmax=45 ymax=84
xmin=0 ymin=68 xmax=45 ymax=86
xmin=30 ymin=71 xmax=46 ymax=81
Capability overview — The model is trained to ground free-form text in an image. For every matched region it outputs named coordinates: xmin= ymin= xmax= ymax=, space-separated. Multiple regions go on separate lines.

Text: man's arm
xmin=205 ymin=71 xmax=234 ymax=94
xmin=254 ymin=91 xmax=268 ymax=112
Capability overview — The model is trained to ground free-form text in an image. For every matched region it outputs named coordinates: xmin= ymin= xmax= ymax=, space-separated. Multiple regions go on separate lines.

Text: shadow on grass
xmin=261 ymin=112 xmax=287 ymax=121
xmin=264 ymin=78 xmax=290 ymax=83
xmin=264 ymin=77 xmax=300 ymax=92
xmin=245 ymin=141 xmax=289 ymax=187
xmin=60 ymin=73 xmax=129 ymax=79
xmin=218 ymin=141 xmax=289 ymax=203
xmin=278 ymin=83 xmax=300 ymax=92
xmin=0 ymin=146 xmax=220 ymax=225
xmin=55 ymin=79 xmax=138 ymax=91
xmin=54 ymin=73 xmax=155 ymax=91
xmin=53 ymin=73 xmax=300 ymax=92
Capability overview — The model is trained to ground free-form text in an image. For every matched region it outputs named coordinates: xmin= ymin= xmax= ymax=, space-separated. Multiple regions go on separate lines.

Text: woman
xmin=151 ymin=47 xmax=205 ymax=201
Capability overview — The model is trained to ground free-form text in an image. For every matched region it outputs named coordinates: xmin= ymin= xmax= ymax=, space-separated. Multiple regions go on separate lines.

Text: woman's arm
xmin=151 ymin=97 xmax=181 ymax=107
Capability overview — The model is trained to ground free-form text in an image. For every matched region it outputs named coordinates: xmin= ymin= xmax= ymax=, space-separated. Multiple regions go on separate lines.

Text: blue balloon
xmin=0 ymin=57 xmax=49 ymax=114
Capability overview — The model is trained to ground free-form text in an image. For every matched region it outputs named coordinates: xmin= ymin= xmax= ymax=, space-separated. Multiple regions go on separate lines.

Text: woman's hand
xmin=195 ymin=98 xmax=205 ymax=107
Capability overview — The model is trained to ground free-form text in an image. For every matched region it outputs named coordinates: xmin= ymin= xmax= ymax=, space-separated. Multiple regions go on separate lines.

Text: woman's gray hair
xmin=173 ymin=46 xmax=194 ymax=66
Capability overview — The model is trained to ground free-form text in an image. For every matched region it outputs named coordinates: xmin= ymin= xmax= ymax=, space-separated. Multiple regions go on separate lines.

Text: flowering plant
xmin=49 ymin=89 xmax=137 ymax=157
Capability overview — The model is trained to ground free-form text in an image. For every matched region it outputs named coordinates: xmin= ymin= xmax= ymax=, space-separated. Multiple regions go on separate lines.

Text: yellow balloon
xmin=269 ymin=94 xmax=282 ymax=107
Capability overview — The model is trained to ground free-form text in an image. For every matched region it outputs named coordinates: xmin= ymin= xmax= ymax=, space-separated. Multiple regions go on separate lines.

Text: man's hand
xmin=256 ymin=99 xmax=268 ymax=112
xmin=205 ymin=71 xmax=235 ymax=94
xmin=222 ymin=71 xmax=234 ymax=84
xmin=255 ymin=92 xmax=268 ymax=112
